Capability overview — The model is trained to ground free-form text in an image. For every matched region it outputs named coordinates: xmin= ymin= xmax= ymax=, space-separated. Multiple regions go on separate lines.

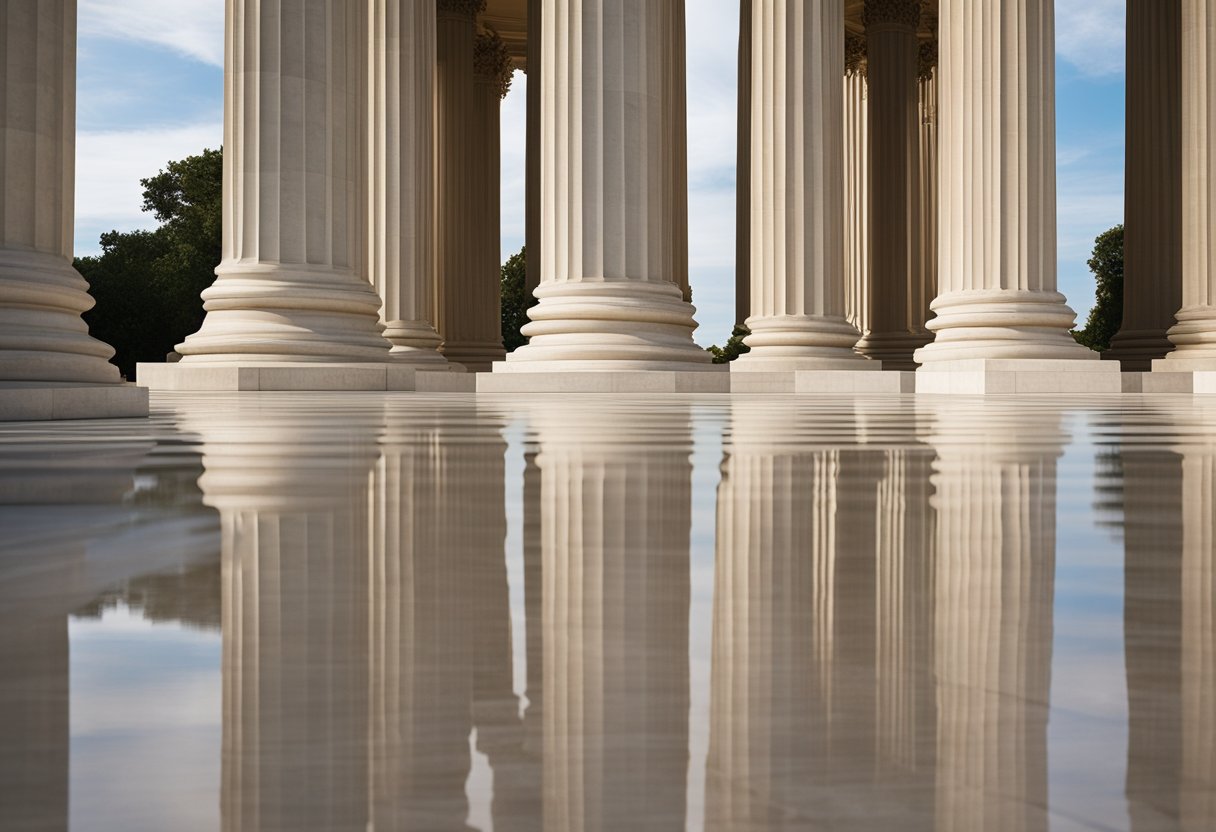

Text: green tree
xmin=501 ymin=246 xmax=536 ymax=351
xmin=1073 ymin=224 xmax=1124 ymax=352
xmin=77 ymin=148 xmax=223 ymax=379
xmin=708 ymin=324 xmax=751 ymax=364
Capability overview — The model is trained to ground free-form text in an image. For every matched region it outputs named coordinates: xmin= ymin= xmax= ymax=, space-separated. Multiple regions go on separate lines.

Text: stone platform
xmin=915 ymin=359 xmax=1124 ymax=395
xmin=471 ymin=369 xmax=731 ymax=394
xmin=136 ymin=363 xmax=427 ymax=392
xmin=1141 ymin=369 xmax=1216 ymax=394
xmin=0 ymin=384 xmax=148 ymax=421
xmin=731 ymin=370 xmax=916 ymax=394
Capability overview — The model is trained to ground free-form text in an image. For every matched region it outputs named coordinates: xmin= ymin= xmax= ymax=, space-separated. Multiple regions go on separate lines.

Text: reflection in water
xmin=3 ymin=396 xmax=1216 ymax=830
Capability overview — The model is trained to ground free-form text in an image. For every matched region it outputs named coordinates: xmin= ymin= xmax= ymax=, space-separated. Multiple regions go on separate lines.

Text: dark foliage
xmin=1073 ymin=224 xmax=1124 ymax=352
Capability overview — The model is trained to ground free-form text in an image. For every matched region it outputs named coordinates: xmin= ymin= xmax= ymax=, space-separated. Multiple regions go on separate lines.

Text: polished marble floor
xmin=0 ymin=392 xmax=1213 ymax=831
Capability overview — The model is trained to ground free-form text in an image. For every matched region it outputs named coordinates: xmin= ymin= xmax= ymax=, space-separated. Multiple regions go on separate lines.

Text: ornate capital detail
xmin=918 ymin=39 xmax=938 ymax=80
xmin=920 ymin=0 xmax=939 ymax=33
xmin=845 ymin=33 xmax=867 ymax=77
xmin=863 ymin=0 xmax=922 ymax=29
xmin=474 ymin=31 xmax=513 ymax=98
xmin=437 ymin=0 xmax=486 ymax=18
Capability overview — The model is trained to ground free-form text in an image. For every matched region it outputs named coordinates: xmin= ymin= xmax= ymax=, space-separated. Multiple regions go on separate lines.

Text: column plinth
xmin=173 ymin=0 xmax=392 ymax=367
xmin=914 ymin=0 xmax=1098 ymax=370
xmin=497 ymin=0 xmax=713 ymax=374
xmin=0 ymin=1 xmax=147 ymax=419
xmin=732 ymin=0 xmax=872 ymax=373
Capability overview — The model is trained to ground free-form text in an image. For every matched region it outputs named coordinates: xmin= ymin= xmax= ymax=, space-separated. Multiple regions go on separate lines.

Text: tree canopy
xmin=1073 ymin=224 xmax=1124 ymax=352
xmin=501 ymin=246 xmax=535 ymax=351
xmin=708 ymin=324 xmax=751 ymax=364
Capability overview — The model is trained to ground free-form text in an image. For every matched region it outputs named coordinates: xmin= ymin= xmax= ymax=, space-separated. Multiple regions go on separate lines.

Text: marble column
xmin=499 ymin=0 xmax=712 ymax=372
xmin=533 ymin=405 xmax=690 ymax=829
xmin=913 ymin=42 xmax=938 ymax=346
xmin=524 ymin=0 xmax=542 ymax=296
xmin=856 ymin=0 xmax=929 ymax=369
xmin=1158 ymin=0 xmax=1216 ymax=369
xmin=366 ymin=0 xmax=447 ymax=364
xmin=733 ymin=0 xmax=870 ymax=371
xmin=665 ymin=1 xmax=691 ymax=304
xmin=0 ymin=1 xmax=146 ymax=419
xmin=843 ymin=38 xmax=871 ymax=339
xmin=177 ymin=0 xmax=391 ymax=365
xmin=1107 ymin=1 xmax=1181 ymax=370
xmin=440 ymin=28 xmax=510 ymax=371
xmin=736 ymin=0 xmax=753 ymax=326
xmin=914 ymin=0 xmax=1093 ymax=365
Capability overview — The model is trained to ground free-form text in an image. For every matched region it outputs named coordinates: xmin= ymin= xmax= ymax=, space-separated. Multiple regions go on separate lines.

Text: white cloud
xmin=79 ymin=0 xmax=224 ymax=68
xmin=75 ymin=121 xmax=223 ymax=254
xmin=1056 ymin=0 xmax=1126 ymax=77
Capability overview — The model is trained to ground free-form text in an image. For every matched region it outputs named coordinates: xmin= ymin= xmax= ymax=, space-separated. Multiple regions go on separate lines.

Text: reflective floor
xmin=1 ymin=393 xmax=1214 ymax=831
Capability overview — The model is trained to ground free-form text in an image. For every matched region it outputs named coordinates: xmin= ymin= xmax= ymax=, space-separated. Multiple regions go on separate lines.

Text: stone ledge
xmin=477 ymin=370 xmax=732 ymax=393
xmin=729 ymin=370 xmax=913 ymax=394
xmin=1142 ymin=371 xmax=1216 ymax=394
xmin=0 ymin=384 xmax=149 ymax=421
xmin=136 ymin=362 xmax=418 ymax=392
xmin=416 ymin=372 xmax=478 ymax=393
xmin=915 ymin=359 xmax=1123 ymax=395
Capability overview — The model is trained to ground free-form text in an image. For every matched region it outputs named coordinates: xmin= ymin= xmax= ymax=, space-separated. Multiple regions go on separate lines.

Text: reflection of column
xmin=193 ymin=410 xmax=379 ymax=831
xmin=0 ymin=1 xmax=146 ymax=419
xmin=856 ymin=0 xmax=927 ymax=368
xmin=501 ymin=0 xmax=711 ymax=371
xmin=178 ymin=1 xmax=390 ymax=365
xmin=1107 ymin=0 xmax=1181 ymax=369
xmin=534 ymin=407 xmax=690 ymax=829
xmin=843 ymin=38 xmax=870 ymax=339
xmin=734 ymin=0 xmax=869 ymax=370
xmin=928 ymin=406 xmax=1061 ymax=831
xmin=366 ymin=0 xmax=447 ymax=363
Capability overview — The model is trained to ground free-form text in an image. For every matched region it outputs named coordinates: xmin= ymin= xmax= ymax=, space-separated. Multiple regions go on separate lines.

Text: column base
xmin=1103 ymin=329 xmax=1174 ymax=371
xmin=915 ymin=359 xmax=1123 ymax=394
xmin=441 ymin=342 xmax=507 ymax=373
xmin=854 ymin=331 xmax=933 ymax=370
xmin=135 ymin=362 xmax=426 ymax=392
xmin=0 ymin=383 xmax=148 ymax=421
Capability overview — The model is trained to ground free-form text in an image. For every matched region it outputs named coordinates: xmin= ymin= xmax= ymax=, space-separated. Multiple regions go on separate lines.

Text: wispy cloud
xmin=1056 ymin=0 xmax=1126 ymax=77
xmin=79 ymin=0 xmax=224 ymax=68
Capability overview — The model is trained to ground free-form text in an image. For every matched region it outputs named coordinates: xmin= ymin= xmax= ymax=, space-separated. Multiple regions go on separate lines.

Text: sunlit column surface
xmin=1107 ymin=0 xmax=1181 ymax=370
xmin=914 ymin=0 xmax=1092 ymax=364
xmin=912 ymin=35 xmax=938 ymax=353
xmin=177 ymin=1 xmax=391 ymax=364
xmin=856 ymin=0 xmax=929 ymax=368
xmin=500 ymin=0 xmax=712 ymax=371
xmin=365 ymin=0 xmax=447 ymax=363
xmin=843 ymin=39 xmax=870 ymax=341
xmin=1160 ymin=0 xmax=1216 ymax=368
xmin=734 ymin=0 xmax=870 ymax=371
xmin=524 ymin=0 xmax=542 ymax=296
xmin=533 ymin=404 xmax=691 ymax=829
xmin=926 ymin=403 xmax=1063 ymax=831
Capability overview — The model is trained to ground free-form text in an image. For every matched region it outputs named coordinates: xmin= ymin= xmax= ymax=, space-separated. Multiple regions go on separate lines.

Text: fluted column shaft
xmin=366 ymin=0 xmax=446 ymax=363
xmin=915 ymin=0 xmax=1090 ymax=363
xmin=843 ymin=56 xmax=871 ymax=338
xmin=1108 ymin=1 xmax=1181 ymax=370
xmin=524 ymin=0 xmax=542 ymax=296
xmin=501 ymin=0 xmax=711 ymax=371
xmin=857 ymin=0 xmax=929 ymax=369
xmin=178 ymin=0 xmax=391 ymax=364
xmin=1162 ymin=0 xmax=1216 ymax=366
xmin=734 ymin=0 xmax=868 ymax=371
xmin=0 ymin=1 xmax=124 ymax=384
xmin=913 ymin=58 xmax=938 ymax=339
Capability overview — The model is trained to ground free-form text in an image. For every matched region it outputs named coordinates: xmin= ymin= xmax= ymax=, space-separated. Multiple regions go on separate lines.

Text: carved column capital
xmin=474 ymin=30 xmax=514 ymax=99
xmin=846 ymin=33 xmax=868 ymax=77
xmin=864 ymin=0 xmax=923 ymax=29
xmin=437 ymin=0 xmax=486 ymax=19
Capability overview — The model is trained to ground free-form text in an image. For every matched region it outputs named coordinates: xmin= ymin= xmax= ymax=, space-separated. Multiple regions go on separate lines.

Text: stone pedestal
xmin=496 ymin=0 xmax=711 ymax=374
xmin=0 ymin=1 xmax=146 ymax=420
xmin=732 ymin=0 xmax=873 ymax=373
xmin=914 ymin=0 xmax=1095 ymax=372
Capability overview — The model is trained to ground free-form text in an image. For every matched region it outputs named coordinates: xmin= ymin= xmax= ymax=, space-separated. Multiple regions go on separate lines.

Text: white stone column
xmin=366 ymin=0 xmax=447 ymax=364
xmin=441 ymin=30 xmax=510 ymax=372
xmin=733 ymin=0 xmax=870 ymax=372
xmin=1107 ymin=0 xmax=1181 ymax=371
xmin=0 ymin=1 xmax=146 ymax=420
xmin=1158 ymin=0 xmax=1216 ymax=371
xmin=176 ymin=0 xmax=392 ymax=365
xmin=843 ymin=39 xmax=871 ymax=339
xmin=499 ymin=0 xmax=712 ymax=372
xmin=915 ymin=0 xmax=1099 ymax=374
xmin=856 ymin=0 xmax=929 ymax=369
xmin=524 ymin=0 xmax=542 ymax=297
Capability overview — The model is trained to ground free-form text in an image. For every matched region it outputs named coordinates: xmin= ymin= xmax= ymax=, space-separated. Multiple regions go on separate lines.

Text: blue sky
xmin=75 ymin=0 xmax=1127 ymax=347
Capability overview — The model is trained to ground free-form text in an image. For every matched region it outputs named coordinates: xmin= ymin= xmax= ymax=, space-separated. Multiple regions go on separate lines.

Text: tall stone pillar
xmin=0 ymin=1 xmax=147 ymax=420
xmin=1107 ymin=0 xmax=1181 ymax=370
xmin=736 ymin=0 xmax=752 ymax=326
xmin=913 ymin=41 xmax=939 ymax=346
xmin=498 ymin=0 xmax=712 ymax=372
xmin=366 ymin=0 xmax=447 ymax=364
xmin=915 ymin=0 xmax=1115 ymax=392
xmin=665 ymin=1 xmax=691 ymax=304
xmin=1157 ymin=0 xmax=1216 ymax=372
xmin=533 ymin=405 xmax=690 ymax=829
xmin=733 ymin=0 xmax=871 ymax=372
xmin=440 ymin=29 xmax=510 ymax=371
xmin=856 ymin=0 xmax=929 ymax=369
xmin=524 ymin=0 xmax=542 ymax=297
xmin=843 ymin=38 xmax=871 ymax=339
xmin=176 ymin=0 xmax=391 ymax=366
